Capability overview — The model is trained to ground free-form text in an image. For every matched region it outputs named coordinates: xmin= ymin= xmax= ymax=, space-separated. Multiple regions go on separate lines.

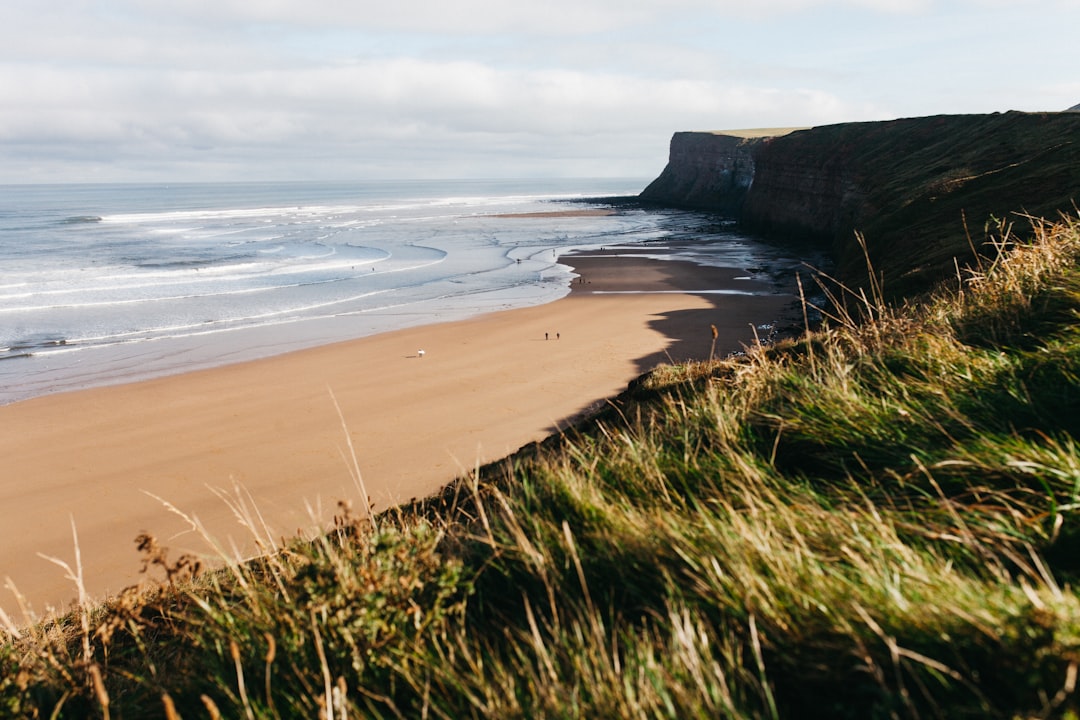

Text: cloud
xmin=1 ymin=0 xmax=1075 ymax=182
xmin=5 ymin=0 xmax=937 ymax=44
xmin=0 ymin=52 xmax=879 ymax=181
xmin=0 ymin=56 xmax=873 ymax=146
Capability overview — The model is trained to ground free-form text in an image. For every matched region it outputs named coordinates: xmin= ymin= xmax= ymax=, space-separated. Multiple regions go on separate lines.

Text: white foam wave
xmin=3 ymin=179 xmax=768 ymax=404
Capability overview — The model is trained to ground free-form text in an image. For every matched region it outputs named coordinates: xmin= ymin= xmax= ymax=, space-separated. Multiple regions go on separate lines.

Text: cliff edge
xmin=641 ymin=112 xmax=1080 ymax=297
xmin=638 ymin=128 xmax=802 ymax=214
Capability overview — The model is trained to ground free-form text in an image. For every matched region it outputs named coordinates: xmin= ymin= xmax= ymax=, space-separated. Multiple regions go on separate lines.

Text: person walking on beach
xmin=418 ymin=349 xmax=425 ymax=359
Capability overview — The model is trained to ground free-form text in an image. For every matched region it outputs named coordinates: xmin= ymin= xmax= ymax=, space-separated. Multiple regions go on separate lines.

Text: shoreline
xmin=0 ymin=205 xmax=635 ymax=407
xmin=0 ymin=250 xmax=797 ymax=619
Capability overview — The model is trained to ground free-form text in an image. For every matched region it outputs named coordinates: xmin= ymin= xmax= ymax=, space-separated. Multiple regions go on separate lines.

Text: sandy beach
xmin=0 ymin=251 xmax=796 ymax=620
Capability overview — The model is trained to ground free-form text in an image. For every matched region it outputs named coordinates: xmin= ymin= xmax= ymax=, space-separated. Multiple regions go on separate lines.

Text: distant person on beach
xmin=418 ymin=349 xmax=425 ymax=358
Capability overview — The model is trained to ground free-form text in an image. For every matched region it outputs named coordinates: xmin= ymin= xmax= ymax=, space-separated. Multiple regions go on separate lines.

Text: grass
xmin=5 ymin=216 xmax=1080 ymax=717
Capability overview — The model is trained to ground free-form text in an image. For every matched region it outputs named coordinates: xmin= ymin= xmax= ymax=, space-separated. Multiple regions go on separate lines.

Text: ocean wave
xmin=0 ymin=335 xmax=70 ymax=360
xmin=0 ymin=243 xmax=413 ymax=307
xmin=0 ymin=179 xmax=731 ymax=403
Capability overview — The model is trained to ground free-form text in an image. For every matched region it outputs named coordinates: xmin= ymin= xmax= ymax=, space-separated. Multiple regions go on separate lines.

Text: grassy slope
xmin=5 ymin=218 xmax=1080 ymax=718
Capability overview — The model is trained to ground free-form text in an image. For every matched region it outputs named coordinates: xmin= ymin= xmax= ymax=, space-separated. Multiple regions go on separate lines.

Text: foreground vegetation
xmin=4 ymin=215 xmax=1080 ymax=718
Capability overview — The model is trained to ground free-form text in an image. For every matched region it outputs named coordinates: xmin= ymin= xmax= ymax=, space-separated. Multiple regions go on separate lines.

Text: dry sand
xmin=0 ymin=252 xmax=796 ymax=620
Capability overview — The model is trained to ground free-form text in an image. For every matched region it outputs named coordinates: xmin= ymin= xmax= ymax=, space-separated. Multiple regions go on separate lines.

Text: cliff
xmin=641 ymin=112 xmax=1080 ymax=297
xmin=638 ymin=129 xmax=792 ymax=214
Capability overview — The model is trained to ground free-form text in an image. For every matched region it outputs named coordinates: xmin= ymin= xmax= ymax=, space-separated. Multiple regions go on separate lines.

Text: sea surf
xmin=0 ymin=178 xmax=805 ymax=405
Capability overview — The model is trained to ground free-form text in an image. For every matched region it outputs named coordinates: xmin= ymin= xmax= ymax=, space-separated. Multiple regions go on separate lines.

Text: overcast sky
xmin=2 ymin=0 xmax=1078 ymax=184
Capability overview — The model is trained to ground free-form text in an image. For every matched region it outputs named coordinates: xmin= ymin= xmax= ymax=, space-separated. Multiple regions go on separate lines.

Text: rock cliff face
xmin=640 ymin=112 xmax=1080 ymax=297
xmin=639 ymin=132 xmax=758 ymax=214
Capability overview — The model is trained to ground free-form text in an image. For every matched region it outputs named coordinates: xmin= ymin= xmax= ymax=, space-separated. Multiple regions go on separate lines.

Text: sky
xmin=2 ymin=0 xmax=1078 ymax=184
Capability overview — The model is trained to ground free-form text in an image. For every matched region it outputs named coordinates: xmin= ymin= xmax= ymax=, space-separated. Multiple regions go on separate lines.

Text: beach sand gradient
xmin=0 ymin=251 xmax=795 ymax=619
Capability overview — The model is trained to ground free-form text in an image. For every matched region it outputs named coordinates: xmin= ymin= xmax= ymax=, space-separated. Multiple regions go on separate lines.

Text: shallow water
xmin=0 ymin=179 xmax=806 ymax=404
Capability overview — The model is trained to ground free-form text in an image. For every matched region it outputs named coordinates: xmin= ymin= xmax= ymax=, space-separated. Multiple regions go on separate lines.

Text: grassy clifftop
xmin=5 ymin=209 xmax=1080 ymax=716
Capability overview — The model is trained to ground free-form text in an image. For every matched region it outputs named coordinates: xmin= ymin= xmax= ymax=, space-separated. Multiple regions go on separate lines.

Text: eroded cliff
xmin=641 ymin=112 xmax=1080 ymax=297
xmin=639 ymin=131 xmax=759 ymax=214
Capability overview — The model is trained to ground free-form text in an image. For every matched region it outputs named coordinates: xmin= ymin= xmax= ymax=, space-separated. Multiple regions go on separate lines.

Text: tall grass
xmin=5 ymin=216 xmax=1080 ymax=718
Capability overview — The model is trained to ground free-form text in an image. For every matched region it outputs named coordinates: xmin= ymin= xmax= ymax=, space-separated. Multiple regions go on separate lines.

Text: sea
xmin=0 ymin=178 xmax=807 ymax=405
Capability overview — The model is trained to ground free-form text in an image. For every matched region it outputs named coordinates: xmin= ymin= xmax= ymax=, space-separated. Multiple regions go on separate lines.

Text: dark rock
xmin=640 ymin=112 xmax=1080 ymax=299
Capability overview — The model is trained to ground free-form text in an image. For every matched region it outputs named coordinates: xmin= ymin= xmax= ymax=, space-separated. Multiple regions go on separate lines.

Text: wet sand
xmin=0 ymin=252 xmax=795 ymax=620
xmin=489 ymin=208 xmax=617 ymax=218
